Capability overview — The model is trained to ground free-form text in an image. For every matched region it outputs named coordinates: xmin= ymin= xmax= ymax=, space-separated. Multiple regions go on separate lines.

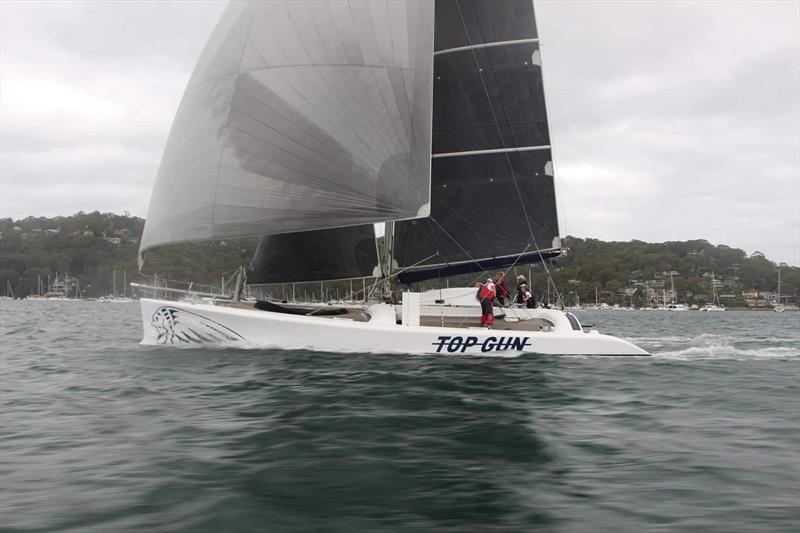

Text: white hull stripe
xmin=432 ymin=145 xmax=551 ymax=159
xmin=434 ymin=38 xmax=540 ymax=56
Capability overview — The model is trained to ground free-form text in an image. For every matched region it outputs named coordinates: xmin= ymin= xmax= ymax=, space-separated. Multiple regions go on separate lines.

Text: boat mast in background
xmin=775 ymin=266 xmax=785 ymax=312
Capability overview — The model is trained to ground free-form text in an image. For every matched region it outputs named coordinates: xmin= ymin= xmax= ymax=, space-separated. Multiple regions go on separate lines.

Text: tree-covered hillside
xmin=0 ymin=213 xmax=797 ymax=306
xmin=0 ymin=212 xmax=255 ymax=297
xmin=537 ymin=237 xmax=799 ymax=307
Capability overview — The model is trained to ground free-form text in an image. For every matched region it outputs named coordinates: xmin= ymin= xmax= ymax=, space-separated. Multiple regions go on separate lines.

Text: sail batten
xmin=434 ymin=37 xmax=540 ymax=56
xmin=432 ymin=145 xmax=552 ymax=158
xmin=139 ymin=0 xmax=434 ymax=262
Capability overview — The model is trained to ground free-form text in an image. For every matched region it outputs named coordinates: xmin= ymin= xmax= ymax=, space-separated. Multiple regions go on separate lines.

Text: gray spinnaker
xmin=393 ymin=0 xmax=561 ymax=284
xmin=139 ymin=0 xmax=434 ymax=265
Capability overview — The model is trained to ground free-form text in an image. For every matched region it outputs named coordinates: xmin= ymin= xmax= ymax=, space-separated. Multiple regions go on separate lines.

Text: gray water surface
xmin=1 ymin=301 xmax=798 ymax=532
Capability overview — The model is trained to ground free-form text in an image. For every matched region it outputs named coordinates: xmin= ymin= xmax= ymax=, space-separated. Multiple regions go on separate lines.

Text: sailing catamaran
xmin=136 ymin=0 xmax=648 ymax=356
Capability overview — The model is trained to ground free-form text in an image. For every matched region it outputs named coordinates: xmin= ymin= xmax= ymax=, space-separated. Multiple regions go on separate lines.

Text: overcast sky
xmin=1 ymin=0 xmax=798 ymax=265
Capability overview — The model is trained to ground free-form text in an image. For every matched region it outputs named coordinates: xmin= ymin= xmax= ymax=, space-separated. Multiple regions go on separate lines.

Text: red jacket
xmin=479 ymin=282 xmax=496 ymax=300
xmin=496 ymin=280 xmax=509 ymax=298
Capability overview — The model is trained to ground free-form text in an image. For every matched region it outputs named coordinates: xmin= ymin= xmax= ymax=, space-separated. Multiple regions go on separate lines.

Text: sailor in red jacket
xmin=494 ymin=271 xmax=509 ymax=306
xmin=479 ymin=277 xmax=496 ymax=327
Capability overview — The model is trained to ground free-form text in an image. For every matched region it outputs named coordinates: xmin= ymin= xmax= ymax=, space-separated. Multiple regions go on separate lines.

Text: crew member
xmin=522 ymin=284 xmax=538 ymax=309
xmin=515 ymin=275 xmax=527 ymax=305
xmin=495 ymin=271 xmax=509 ymax=306
xmin=479 ymin=277 xmax=496 ymax=327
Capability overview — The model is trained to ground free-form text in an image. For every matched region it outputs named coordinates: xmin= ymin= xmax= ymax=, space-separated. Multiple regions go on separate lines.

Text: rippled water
xmin=1 ymin=301 xmax=798 ymax=532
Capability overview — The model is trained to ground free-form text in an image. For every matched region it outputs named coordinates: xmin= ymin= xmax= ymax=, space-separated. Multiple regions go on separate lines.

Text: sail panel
xmin=393 ymin=0 xmax=560 ymax=279
xmin=433 ymin=43 xmax=549 ymax=153
xmin=249 ymin=225 xmax=379 ymax=284
xmin=140 ymin=0 xmax=434 ymax=260
xmin=393 ymin=150 xmax=559 ymax=268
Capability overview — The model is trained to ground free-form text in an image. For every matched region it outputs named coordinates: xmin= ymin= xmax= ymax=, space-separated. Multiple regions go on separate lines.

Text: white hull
xmin=139 ymin=298 xmax=649 ymax=356
xmin=667 ymin=304 xmax=688 ymax=311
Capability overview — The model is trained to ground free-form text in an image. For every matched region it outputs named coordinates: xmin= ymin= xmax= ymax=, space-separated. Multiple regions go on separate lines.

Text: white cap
xmin=486 ymin=278 xmax=493 ymax=283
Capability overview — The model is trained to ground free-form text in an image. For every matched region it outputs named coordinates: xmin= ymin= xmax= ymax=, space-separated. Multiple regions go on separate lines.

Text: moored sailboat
xmin=775 ymin=267 xmax=785 ymax=313
xmin=136 ymin=0 xmax=648 ymax=356
xmin=667 ymin=272 xmax=687 ymax=311
xmin=700 ymin=272 xmax=726 ymax=312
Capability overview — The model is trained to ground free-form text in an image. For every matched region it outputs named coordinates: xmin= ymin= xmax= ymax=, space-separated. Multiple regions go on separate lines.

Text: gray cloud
xmin=537 ymin=0 xmax=799 ymax=265
xmin=0 ymin=0 xmax=227 ymax=220
xmin=0 ymin=0 xmax=797 ymax=264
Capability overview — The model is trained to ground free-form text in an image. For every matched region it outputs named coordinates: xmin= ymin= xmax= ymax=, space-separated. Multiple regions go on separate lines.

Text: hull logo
xmin=151 ymin=306 xmax=245 ymax=344
xmin=432 ymin=335 xmax=530 ymax=353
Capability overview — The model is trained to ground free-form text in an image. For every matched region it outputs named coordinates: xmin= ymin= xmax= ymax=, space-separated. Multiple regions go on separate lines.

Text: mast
xmin=713 ymin=272 xmax=722 ymax=306
xmin=670 ymin=272 xmax=675 ymax=303
xmin=381 ymin=221 xmax=395 ymax=302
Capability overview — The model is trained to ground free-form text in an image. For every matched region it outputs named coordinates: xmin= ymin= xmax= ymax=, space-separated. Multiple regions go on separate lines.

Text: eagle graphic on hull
xmin=151 ymin=307 xmax=245 ymax=344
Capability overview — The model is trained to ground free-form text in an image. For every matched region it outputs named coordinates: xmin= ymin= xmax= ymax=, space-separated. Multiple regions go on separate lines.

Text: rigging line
xmin=465 ymin=241 xmax=533 ymax=293
xmin=424 ymin=226 xmax=533 ymax=328
xmin=430 ymin=217 xmax=486 ymax=273
xmin=432 ymin=195 xmax=499 ymax=254
xmin=366 ymin=252 xmax=440 ymax=301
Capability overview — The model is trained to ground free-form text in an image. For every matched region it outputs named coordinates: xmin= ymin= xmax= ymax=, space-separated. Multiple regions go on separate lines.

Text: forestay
xmin=139 ymin=0 xmax=435 ymax=265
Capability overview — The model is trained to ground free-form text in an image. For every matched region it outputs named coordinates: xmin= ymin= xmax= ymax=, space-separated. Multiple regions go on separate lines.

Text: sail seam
xmin=433 ymin=38 xmax=539 ymax=56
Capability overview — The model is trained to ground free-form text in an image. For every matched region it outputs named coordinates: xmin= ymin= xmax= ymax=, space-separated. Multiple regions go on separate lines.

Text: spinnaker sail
xmin=139 ymin=0 xmax=435 ymax=265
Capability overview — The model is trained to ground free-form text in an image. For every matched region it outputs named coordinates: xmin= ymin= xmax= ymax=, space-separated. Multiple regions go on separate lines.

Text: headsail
xmin=249 ymin=225 xmax=379 ymax=284
xmin=139 ymin=0 xmax=435 ymax=265
xmin=393 ymin=0 xmax=561 ymax=284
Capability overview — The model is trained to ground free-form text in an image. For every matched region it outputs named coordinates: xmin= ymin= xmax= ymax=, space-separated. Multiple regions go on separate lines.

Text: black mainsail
xmin=393 ymin=0 xmax=560 ymax=284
